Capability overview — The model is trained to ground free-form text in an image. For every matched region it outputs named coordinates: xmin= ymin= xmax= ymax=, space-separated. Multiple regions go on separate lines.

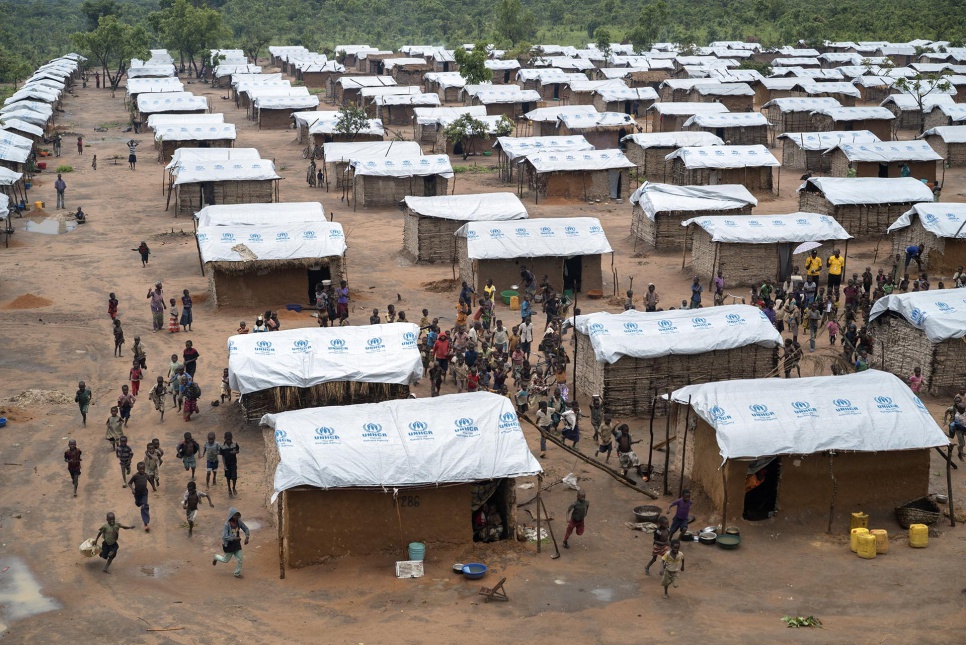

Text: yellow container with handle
xmin=850 ymin=527 xmax=869 ymax=552
xmin=870 ymin=529 xmax=889 ymax=554
xmin=909 ymin=524 xmax=928 ymax=548
xmin=509 ymin=295 xmax=520 ymax=311
xmin=856 ymin=533 xmax=877 ymax=559
xmin=849 ymin=512 xmax=868 ymax=532
xmin=34 ymin=201 xmax=44 ymax=210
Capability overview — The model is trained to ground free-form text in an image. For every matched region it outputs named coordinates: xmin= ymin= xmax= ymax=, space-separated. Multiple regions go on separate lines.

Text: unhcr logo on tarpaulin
xmin=365 ymin=337 xmax=386 ymax=352
xmin=328 ymin=338 xmax=348 ymax=353
xmin=833 ymin=398 xmax=860 ymax=416
xmin=407 ymin=420 xmax=433 ymax=440
xmin=499 ymin=411 xmax=520 ymax=433
xmin=589 ymin=322 xmax=608 ymax=336
xmin=314 ymin=426 xmax=341 ymax=445
xmin=454 ymin=417 xmax=479 ymax=437
xmin=791 ymin=400 xmax=817 ymax=417
xmin=254 ymin=340 xmax=274 ymax=355
xmin=874 ymin=396 xmax=900 ymax=413
xmin=748 ymin=404 xmax=775 ymax=420
xmin=710 ymin=405 xmax=733 ymax=425
xmin=274 ymin=429 xmax=293 ymax=448
xmin=361 ymin=422 xmax=388 ymax=442
xmin=292 ymin=339 xmax=312 ymax=354
xmin=622 ymin=321 xmax=643 ymax=335
xmin=401 ymin=331 xmax=418 ymax=349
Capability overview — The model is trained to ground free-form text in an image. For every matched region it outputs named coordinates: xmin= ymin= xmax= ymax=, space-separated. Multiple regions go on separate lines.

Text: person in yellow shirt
xmin=826 ymin=249 xmax=845 ymax=300
xmin=483 ymin=278 xmax=497 ymax=304
xmin=805 ymin=250 xmax=822 ymax=285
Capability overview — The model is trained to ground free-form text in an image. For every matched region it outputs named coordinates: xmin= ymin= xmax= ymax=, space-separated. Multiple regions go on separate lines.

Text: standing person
xmin=212 ymin=507 xmax=251 ymax=578
xmin=535 ymin=400 xmax=553 ymax=458
xmin=92 ymin=512 xmax=133 ymax=574
xmin=64 ymin=439 xmax=82 ymax=497
xmin=666 ymin=490 xmax=693 ymax=540
xmin=108 ymin=292 xmax=119 ymax=320
xmin=132 ymin=336 xmax=147 ymax=371
xmin=115 ymin=435 xmax=134 ymax=487
xmin=117 ymin=385 xmax=135 ymax=427
xmin=661 ymin=540 xmax=685 ymax=598
xmin=105 ymin=406 xmax=123 ymax=451
xmin=128 ymin=461 xmax=152 ymax=531
xmin=126 ymin=139 xmax=139 ymax=170
xmin=713 ymin=271 xmax=725 ymax=306
xmin=178 ymin=431 xmax=200 ymax=480
xmin=181 ymin=289 xmax=194 ymax=331
xmin=785 ymin=302 xmax=800 ymax=343
xmin=148 ymin=376 xmax=167 ymax=421
xmin=91 ymin=155 xmax=97 ymax=171
xmin=432 ymin=331 xmax=451 ymax=378
xmin=129 ymin=359 xmax=143 ymax=397
xmin=483 ymin=278 xmax=496 ymax=304
xmin=314 ymin=283 xmax=329 ymax=327
xmin=861 ymin=267 xmax=873 ymax=296
xmin=76 ymin=135 xmax=83 ymax=154
xmin=183 ymin=481 xmax=214 ymax=537
xmin=826 ymin=249 xmax=845 ymax=300
xmin=645 ymin=284 xmax=660 ymax=312
xmin=167 ymin=298 xmax=180 ymax=333
xmin=689 ymin=276 xmax=702 ymax=309
xmin=805 ymin=249 xmax=822 ymax=287
xmin=827 ymin=318 xmax=840 ymax=346
xmin=909 ymin=366 xmax=925 ymax=398
xmin=595 ymin=415 xmax=615 ymax=461
xmin=135 ymin=242 xmax=150 ymax=267
xmin=75 ymin=381 xmax=92 ymax=425
xmin=220 ymin=368 xmax=232 ymax=403
xmin=144 ymin=442 xmax=161 ymax=489
xmin=562 ymin=491 xmax=589 ymax=549
xmin=202 ymin=432 xmax=222 ymax=489
xmin=807 ymin=303 xmax=822 ymax=352
xmin=183 ymin=340 xmax=200 ymax=379
xmin=54 ymin=173 xmax=66 ymax=209
xmin=949 ymin=401 xmax=966 ymax=461
xmin=428 ymin=360 xmax=443 ymax=397
xmin=518 ymin=316 xmax=533 ymax=359
xmin=588 ymin=395 xmax=603 ymax=442
xmin=644 ymin=515 xmax=670 ymax=575
xmin=52 ymin=133 xmax=62 ymax=156
xmin=221 ymin=432 xmax=240 ymax=498
xmin=147 ymin=283 xmax=165 ymax=331
xmin=336 ymin=280 xmax=349 ymax=320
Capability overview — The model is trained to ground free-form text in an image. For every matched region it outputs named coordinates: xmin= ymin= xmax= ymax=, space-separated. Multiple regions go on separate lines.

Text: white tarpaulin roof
xmin=496 ymin=135 xmax=595 ymax=162
xmin=413 ymin=106 xmax=487 ymax=125
xmin=824 ymin=141 xmax=943 ymax=163
xmin=323 ymin=141 xmax=421 ymax=164
xmin=525 ymin=105 xmax=597 ymax=122
xmin=762 ymin=97 xmax=841 ymax=112
xmin=795 ymin=82 xmax=862 ymax=98
xmin=308 ymin=117 xmax=384 ymax=137
xmin=0 ymin=128 xmax=33 ymax=150
xmin=526 ymin=148 xmax=635 ymax=172
xmin=291 ymin=110 xmax=339 ymax=127
xmin=262 ymin=392 xmax=541 ymax=497
xmin=630 ymin=183 xmax=757 ymax=217
xmin=173 ymin=159 xmax=279 ymax=184
xmin=558 ymin=111 xmax=636 ymax=129
xmin=666 ymin=145 xmax=780 ymax=169
xmin=254 ymin=95 xmax=320 ymax=110
xmin=337 ymin=76 xmax=396 ymax=89
xmin=0 ymin=143 xmax=29 ymax=164
xmin=351 ymin=154 xmax=453 ymax=178
xmin=692 ymin=82 xmax=754 ymax=96
xmin=0 ymin=194 xmax=8 ymax=220
xmin=137 ymin=93 xmax=208 ymax=113
xmin=154 ymin=123 xmax=236 ymax=142
xmin=424 ymin=72 xmax=466 ymax=88
xmin=811 ymin=106 xmax=895 ymax=121
xmin=382 ymin=58 xmax=431 ymax=70
xmin=197 ymin=221 xmax=345 ymax=265
xmin=128 ymin=64 xmax=177 ymax=78
xmin=148 ymin=113 xmax=224 ymax=129
xmin=888 ymin=203 xmax=966 ymax=238
xmin=169 ymin=151 xmax=256 ymax=174
xmin=231 ymin=73 xmax=283 ymax=86
xmin=0 ymin=167 xmax=22 ymax=186
xmin=574 ymin=305 xmax=782 ymax=364
xmin=403 ymin=193 xmax=528 ymax=221
xmin=213 ymin=64 xmax=261 ymax=78
xmin=234 ymin=80 xmax=292 ymax=92
xmin=0 ymin=119 xmax=43 ymax=137
xmin=126 ymin=78 xmax=184 ymax=96
xmin=485 ymin=59 xmax=521 ymax=70
xmin=649 ymin=102 xmax=729 ymax=116
xmin=682 ymin=212 xmax=851 ymax=243
xmin=457 ymin=217 xmax=612 ymax=260
xmin=475 ymin=89 xmax=541 ymax=104
xmin=802 ymin=177 xmax=936 ymax=205
xmin=622 ymin=132 xmax=723 ymax=149
xmin=195 ymin=202 xmax=326 ymax=227
xmin=372 ymin=93 xmax=441 ymax=106
xmin=229 ymin=323 xmax=423 ymax=396
xmin=882 ymin=94 xmax=955 ymax=111
xmin=869 ymin=289 xmax=966 ymax=342
xmin=920 ymin=126 xmax=966 ymax=144
xmin=931 ymin=104 xmax=966 ymax=121
xmin=777 ymin=130 xmax=880 ymax=150
xmin=0 ymin=109 xmax=46 ymax=127
xmin=683 ymin=112 xmax=769 ymax=128
xmin=0 ymin=101 xmax=52 ymax=117
xmin=670 ymin=370 xmax=948 ymax=460
xmin=595 ymin=86 xmax=659 ymax=102
xmin=4 ymin=88 xmax=59 ymax=104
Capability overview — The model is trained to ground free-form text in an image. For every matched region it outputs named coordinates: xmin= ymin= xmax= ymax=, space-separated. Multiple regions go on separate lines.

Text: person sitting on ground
xmin=74 ymin=206 xmax=86 ymax=223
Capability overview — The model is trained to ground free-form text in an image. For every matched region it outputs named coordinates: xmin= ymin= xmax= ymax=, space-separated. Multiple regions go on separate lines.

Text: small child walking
xmin=168 ymin=298 xmax=180 ymax=333
xmin=909 ymin=366 xmax=925 ymax=398
xmin=129 ymin=360 xmax=143 ymax=397
xmin=135 ymin=241 xmax=150 ymax=267
xmin=182 ymin=480 xmax=213 ymax=537
xmin=202 ymin=432 xmax=221 ymax=489
xmin=113 ymin=319 xmax=125 ymax=357
xmin=105 ymin=406 xmax=123 ymax=451
xmin=115 ymin=435 xmax=134 ymax=487
xmin=661 ymin=540 xmax=685 ymax=598
xmin=826 ymin=318 xmax=840 ymax=346
xmin=108 ymin=292 xmax=118 ymax=320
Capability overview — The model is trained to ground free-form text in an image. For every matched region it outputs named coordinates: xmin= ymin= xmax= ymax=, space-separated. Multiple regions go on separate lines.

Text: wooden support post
xmin=536 ymin=473 xmax=543 ymax=553
xmin=721 ymin=460 xmax=729 ymax=527
xmin=947 ymin=445 xmax=956 ymax=528
xmin=646 ymin=389 xmax=656 ymax=475
xmin=679 ymin=396 xmax=691 ymax=498
xmin=827 ymin=452 xmax=837 ymax=534
xmin=277 ymin=492 xmax=285 ymax=579
xmin=663 ymin=389 xmax=672 ymax=496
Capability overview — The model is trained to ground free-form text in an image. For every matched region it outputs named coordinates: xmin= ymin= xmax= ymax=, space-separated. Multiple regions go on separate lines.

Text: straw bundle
xmin=240 ymin=382 xmax=410 ymax=420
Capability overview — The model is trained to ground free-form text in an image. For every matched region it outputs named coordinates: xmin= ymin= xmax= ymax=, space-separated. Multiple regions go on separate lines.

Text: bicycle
xmin=302 ymin=144 xmax=323 ymax=160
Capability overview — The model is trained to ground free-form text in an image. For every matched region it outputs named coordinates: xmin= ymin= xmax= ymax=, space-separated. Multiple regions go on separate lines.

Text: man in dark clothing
xmin=128 ymin=461 xmax=152 ymax=531
xmin=563 ymin=491 xmax=589 ymax=549
xmin=54 ymin=173 xmax=66 ymax=209
xmin=65 ymin=439 xmax=82 ymax=497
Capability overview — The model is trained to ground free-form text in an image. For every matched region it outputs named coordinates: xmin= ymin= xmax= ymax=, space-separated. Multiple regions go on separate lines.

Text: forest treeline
xmin=1 ymin=0 xmax=965 ymax=80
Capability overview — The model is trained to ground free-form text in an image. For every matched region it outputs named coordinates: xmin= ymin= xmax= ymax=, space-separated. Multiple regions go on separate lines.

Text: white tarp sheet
xmin=666 ymin=145 xmax=780 ymax=169
xmin=525 ymin=105 xmax=597 ymax=122
xmin=869 ymin=288 xmax=966 ymax=342
xmin=254 ymin=95 xmax=320 ymax=110
xmin=496 ymin=136 xmax=595 ymax=162
xmin=574 ymin=305 xmax=782 ymax=364
xmin=682 ymin=112 xmax=769 ymax=128
xmin=262 ymin=392 xmax=541 ymax=497
xmin=128 ymin=64 xmax=177 ymax=78
xmin=413 ymin=106 xmax=486 ymax=125
xmin=630 ymin=182 xmax=757 ymax=217
xmin=777 ymin=130 xmax=880 ymax=150
xmin=230 ymin=323 xmax=422 ymax=397
xmin=882 ymin=94 xmax=955 ymax=111
xmin=649 ymin=102 xmax=729 ymax=116
xmin=195 ymin=202 xmax=326 ymax=227
xmin=403 ymin=193 xmax=528 ymax=221
xmin=762 ymin=97 xmax=841 ymax=112
xmin=231 ymin=73 xmax=283 ymax=86
xmin=801 ymin=177 xmax=935 ymax=205
xmin=154 ymin=123 xmax=236 ymax=142
xmin=795 ymin=82 xmax=862 ymax=98
xmin=682 ymin=212 xmax=851 ymax=244
xmin=137 ymin=93 xmax=208 ymax=113
xmin=692 ymin=83 xmax=755 ymax=96
xmin=0 ymin=119 xmax=43 ymax=137
xmin=233 ymin=80 xmax=293 ymax=93
xmin=558 ymin=111 xmax=636 ymax=129
xmin=0 ymin=143 xmax=29 ymax=164
xmin=148 ymin=113 xmax=224 ymax=129
xmin=213 ymin=65 xmax=261 ymax=78
xmin=829 ymin=140 xmax=944 ymax=163
xmin=308 ymin=118 xmax=384 ymax=137
xmin=351 ymin=155 xmax=454 ymax=178
xmin=457 ymin=217 xmax=612 ymax=260
xmin=932 ymin=104 xmax=966 ymax=122
xmin=173 ymin=158 xmax=279 ymax=184
xmin=475 ymin=89 xmax=541 ymax=104
xmin=594 ymin=86 xmax=659 ymax=102
xmin=669 ymin=370 xmax=948 ymax=460
xmin=485 ymin=59 xmax=521 ymax=70
xmin=811 ymin=106 xmax=895 ymax=121
xmin=526 ymin=148 xmax=635 ymax=172
xmin=126 ymin=78 xmax=184 ymax=96
xmin=0 ymin=167 xmax=22 ymax=186
xmin=0 ymin=194 xmax=8 ymax=220
xmin=0 ymin=128 xmax=33 ymax=150
xmin=360 ymin=86 xmax=424 ymax=99
xmin=372 ymin=93 xmax=441 ymax=107
xmin=921 ymin=125 xmax=966 ymax=144
xmin=197 ymin=221 xmax=345 ymax=264
xmin=324 ymin=141 xmax=422 ymax=164
xmin=0 ymin=101 xmax=52 ymax=117
xmin=4 ymin=88 xmax=59 ymax=104
xmin=337 ymin=76 xmax=395 ymax=89
xmin=888 ymin=202 xmax=966 ymax=238
xmin=622 ymin=132 xmax=723 ymax=149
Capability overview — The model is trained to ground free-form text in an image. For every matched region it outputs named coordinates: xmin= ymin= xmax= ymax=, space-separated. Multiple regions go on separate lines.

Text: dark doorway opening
xmin=200 ymin=182 xmax=215 ymax=206
xmin=743 ymin=457 xmax=781 ymax=521
xmin=618 ymin=128 xmax=628 ymax=150
xmin=503 ymin=71 xmax=511 ymax=84
xmin=563 ymin=255 xmax=583 ymax=293
xmin=878 ymin=162 xmax=889 ymax=178
xmin=423 ymin=175 xmax=437 ymax=196
xmin=307 ymin=266 xmax=332 ymax=305
xmin=716 ymin=127 xmax=725 ymax=139
xmin=453 ymin=139 xmax=464 ymax=156
xmin=471 ymin=479 xmax=510 ymax=542
xmin=553 ymin=84 xmax=560 ymax=100
xmin=442 ymin=62 xmax=450 ymax=72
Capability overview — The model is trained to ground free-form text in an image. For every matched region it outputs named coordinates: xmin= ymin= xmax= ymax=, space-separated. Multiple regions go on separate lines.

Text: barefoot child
xmin=827 ymin=318 xmax=840 ymax=346
xmin=221 ymin=432 xmax=240 ymax=497
xmin=65 ymin=439 xmax=82 ymax=497
xmin=220 ymin=368 xmax=232 ymax=402
xmin=182 ymin=480 xmax=213 ymax=536
xmin=117 ymin=385 xmax=134 ymax=427
xmin=661 ymin=540 xmax=685 ymax=598
xmin=644 ymin=516 xmax=670 ymax=575
xmin=128 ymin=461 xmax=152 ymax=531
xmin=105 ymin=406 xmax=123 ymax=451
xmin=168 ymin=298 xmax=181 ymax=333
xmin=178 ymin=431 xmax=200 ymax=480
xmin=151 ymin=438 xmax=164 ymax=485
xmin=182 ymin=380 xmax=201 ymax=421
xmin=108 ymin=292 xmax=118 ymax=320
xmin=113 ymin=319 xmax=124 ymax=357
xmin=148 ymin=376 xmax=167 ymax=421
xmin=134 ymin=241 xmax=150 ymax=267
xmin=202 ymin=432 xmax=221 ymax=489
xmin=115 ymin=435 xmax=134 ymax=486
xmin=129 ymin=360 xmax=142 ymax=397
xmin=92 ymin=512 xmax=133 ymax=573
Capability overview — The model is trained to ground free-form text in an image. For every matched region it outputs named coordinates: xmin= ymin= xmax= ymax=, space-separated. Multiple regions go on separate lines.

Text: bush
xmin=55 ymin=165 xmax=74 ymax=173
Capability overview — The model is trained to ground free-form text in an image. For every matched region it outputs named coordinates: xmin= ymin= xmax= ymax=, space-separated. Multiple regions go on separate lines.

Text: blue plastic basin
xmin=461 ymin=563 xmax=487 ymax=579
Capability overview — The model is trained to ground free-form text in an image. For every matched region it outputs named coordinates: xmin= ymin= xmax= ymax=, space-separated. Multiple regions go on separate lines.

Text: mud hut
xmin=574 ymin=306 xmax=781 ymax=417
xmin=565 ymin=79 xmax=628 ymax=106
xmin=591 ymin=86 xmax=658 ymax=116
xmin=665 ymin=145 xmax=780 ymax=197
xmin=262 ymin=392 xmax=541 ymax=568
xmin=880 ymin=94 xmax=955 ymax=131
xmin=923 ymin=103 xmax=966 ymax=130
xmin=455 ymin=216 xmax=612 ymax=294
xmin=659 ymin=79 xmax=718 ymax=102
xmin=124 ymin=77 xmax=184 ymax=103
xmin=372 ymin=93 xmax=441 ymax=126
xmin=254 ymin=93 xmax=320 ymax=129
xmin=648 ymin=102 xmax=729 ymax=133
xmin=521 ymin=149 xmax=635 ymax=202
xmin=823 ymin=141 xmax=942 ymax=182
xmin=808 ymin=106 xmax=895 ymax=141
xmin=423 ymin=72 xmax=466 ymax=103
xmin=484 ymin=59 xmax=521 ymax=84
xmin=853 ymin=75 xmax=897 ymax=103
xmin=682 ymin=112 xmax=769 ymax=147
xmin=523 ymin=105 xmax=597 ymax=137
xmin=413 ymin=106 xmax=487 ymax=147
xmin=234 ymin=81 xmax=293 ymax=109
xmin=350 ymin=154 xmax=454 ymax=208
xmin=753 ymin=77 xmax=799 ymax=105
xmin=684 ymin=212 xmax=851 ymax=286
xmin=669 ymin=370 xmax=948 ymax=524
xmin=762 ymin=97 xmax=840 ymax=142
xmin=290 ymin=110 xmax=339 ymax=144
xmin=869 ymin=290 xmax=966 ymax=395
xmin=792 ymin=81 xmax=861 ymax=106
xmin=534 ymin=71 xmax=588 ymax=102
xmin=778 ymin=130 xmax=880 ymax=172
xmin=630 ymin=183 xmax=757 ymax=250
xmin=333 ymin=76 xmax=396 ymax=106
xmin=554 ymin=111 xmax=638 ymax=150
xmin=168 ymin=150 xmax=280 ymax=217
xmin=136 ymin=92 xmax=208 ymax=121
xmin=401 ymin=193 xmax=528 ymax=263
xmin=886 ymin=203 xmax=966 ymax=274
xmin=493 ymin=135 xmax=594 ymax=182
xmin=322 ymin=140 xmax=422 ymax=191
xmin=621 ymin=132 xmax=724 ymax=180
xmin=0 ymin=130 xmax=31 ymax=175
xmin=153 ymin=122 xmax=236 ymax=163
xmin=469 ymin=88 xmax=540 ymax=120
xmin=687 ymin=83 xmax=755 ymax=112
xmin=920 ymin=125 xmax=966 ymax=165
xmin=383 ymin=58 xmax=433 ymax=86
xmin=798 ymin=177 xmax=934 ymax=237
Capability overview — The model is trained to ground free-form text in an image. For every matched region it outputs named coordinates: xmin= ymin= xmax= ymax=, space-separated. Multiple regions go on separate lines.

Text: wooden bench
xmin=478 ymin=577 xmax=508 ymax=602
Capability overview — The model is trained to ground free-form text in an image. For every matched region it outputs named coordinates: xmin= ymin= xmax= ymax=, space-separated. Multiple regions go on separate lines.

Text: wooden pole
xmin=536 ymin=473 xmax=543 ymax=553
xmin=277 ymin=492 xmax=285 ymax=579
xmin=721 ymin=459 xmax=729 ymax=527
xmin=663 ymin=389 xmax=672 ymax=496
xmin=946 ymin=445 xmax=956 ymax=528
xmin=679 ymin=396 xmax=691 ymax=497
xmin=827 ymin=451 xmax=837 ymax=534
xmin=646 ymin=388 xmax=657 ymax=475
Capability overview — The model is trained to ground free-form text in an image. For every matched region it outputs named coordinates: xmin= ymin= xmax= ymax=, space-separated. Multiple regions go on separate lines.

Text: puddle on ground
xmin=590 ymin=588 xmax=614 ymax=602
xmin=24 ymin=219 xmax=76 ymax=234
xmin=0 ymin=557 xmax=59 ymax=634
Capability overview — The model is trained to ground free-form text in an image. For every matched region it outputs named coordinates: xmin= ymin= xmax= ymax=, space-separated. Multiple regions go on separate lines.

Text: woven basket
xmin=895 ymin=497 xmax=941 ymax=528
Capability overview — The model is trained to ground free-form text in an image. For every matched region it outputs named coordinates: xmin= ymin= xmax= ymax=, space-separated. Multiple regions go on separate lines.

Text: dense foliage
xmin=1 ymin=0 xmax=965 ymax=81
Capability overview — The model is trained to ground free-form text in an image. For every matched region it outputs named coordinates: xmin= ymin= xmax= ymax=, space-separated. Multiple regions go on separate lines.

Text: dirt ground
xmin=1 ymin=63 xmax=965 ymax=644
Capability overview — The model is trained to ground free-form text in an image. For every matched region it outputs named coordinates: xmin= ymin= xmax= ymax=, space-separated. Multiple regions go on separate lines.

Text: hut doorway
xmin=471 ymin=479 xmax=511 ymax=542
xmin=778 ymin=243 xmax=793 ymax=281
xmin=307 ymin=266 xmax=332 ymax=304
xmin=423 ymin=176 xmax=438 ymax=196
xmin=743 ymin=457 xmax=781 ymax=521
xmin=608 ymin=170 xmax=622 ymax=199
xmin=503 ymin=71 xmax=511 ymax=83
xmin=200 ymin=182 xmax=215 ymax=206
xmin=878 ymin=163 xmax=889 ymax=178
xmin=563 ymin=255 xmax=583 ymax=292
xmin=453 ymin=139 xmax=464 ymax=156
xmin=618 ymin=128 xmax=628 ymax=150
xmin=553 ymin=84 xmax=560 ymax=100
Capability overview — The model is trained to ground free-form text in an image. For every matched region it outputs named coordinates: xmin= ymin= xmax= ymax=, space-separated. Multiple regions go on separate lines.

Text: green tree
xmin=593 ymin=27 xmax=613 ymax=65
xmin=334 ymin=103 xmax=372 ymax=142
xmin=496 ymin=0 xmax=535 ymax=46
xmin=627 ymin=0 xmax=668 ymax=53
xmin=150 ymin=0 xmax=229 ymax=77
xmin=454 ymin=44 xmax=493 ymax=85
xmin=222 ymin=0 xmax=277 ymax=62
xmin=71 ymin=15 xmax=149 ymax=92
xmin=0 ymin=47 xmax=32 ymax=84
xmin=444 ymin=114 xmax=491 ymax=159
xmin=894 ymin=72 xmax=953 ymax=134
xmin=80 ymin=0 xmax=122 ymax=30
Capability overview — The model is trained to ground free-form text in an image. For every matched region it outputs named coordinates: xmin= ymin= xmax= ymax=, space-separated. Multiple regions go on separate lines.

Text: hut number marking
xmin=399 ymin=495 xmax=421 ymax=508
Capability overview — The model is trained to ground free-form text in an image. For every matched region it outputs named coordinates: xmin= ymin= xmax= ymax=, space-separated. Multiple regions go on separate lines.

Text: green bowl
xmin=716 ymin=534 xmax=741 ymax=550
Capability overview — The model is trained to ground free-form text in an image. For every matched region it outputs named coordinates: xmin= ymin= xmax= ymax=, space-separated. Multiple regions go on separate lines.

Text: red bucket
xmin=36 ymin=162 xmax=47 ymax=170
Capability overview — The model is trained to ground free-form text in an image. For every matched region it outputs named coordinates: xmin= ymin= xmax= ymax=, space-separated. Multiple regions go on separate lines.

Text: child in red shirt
xmin=130 ymin=360 xmax=143 ymax=397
